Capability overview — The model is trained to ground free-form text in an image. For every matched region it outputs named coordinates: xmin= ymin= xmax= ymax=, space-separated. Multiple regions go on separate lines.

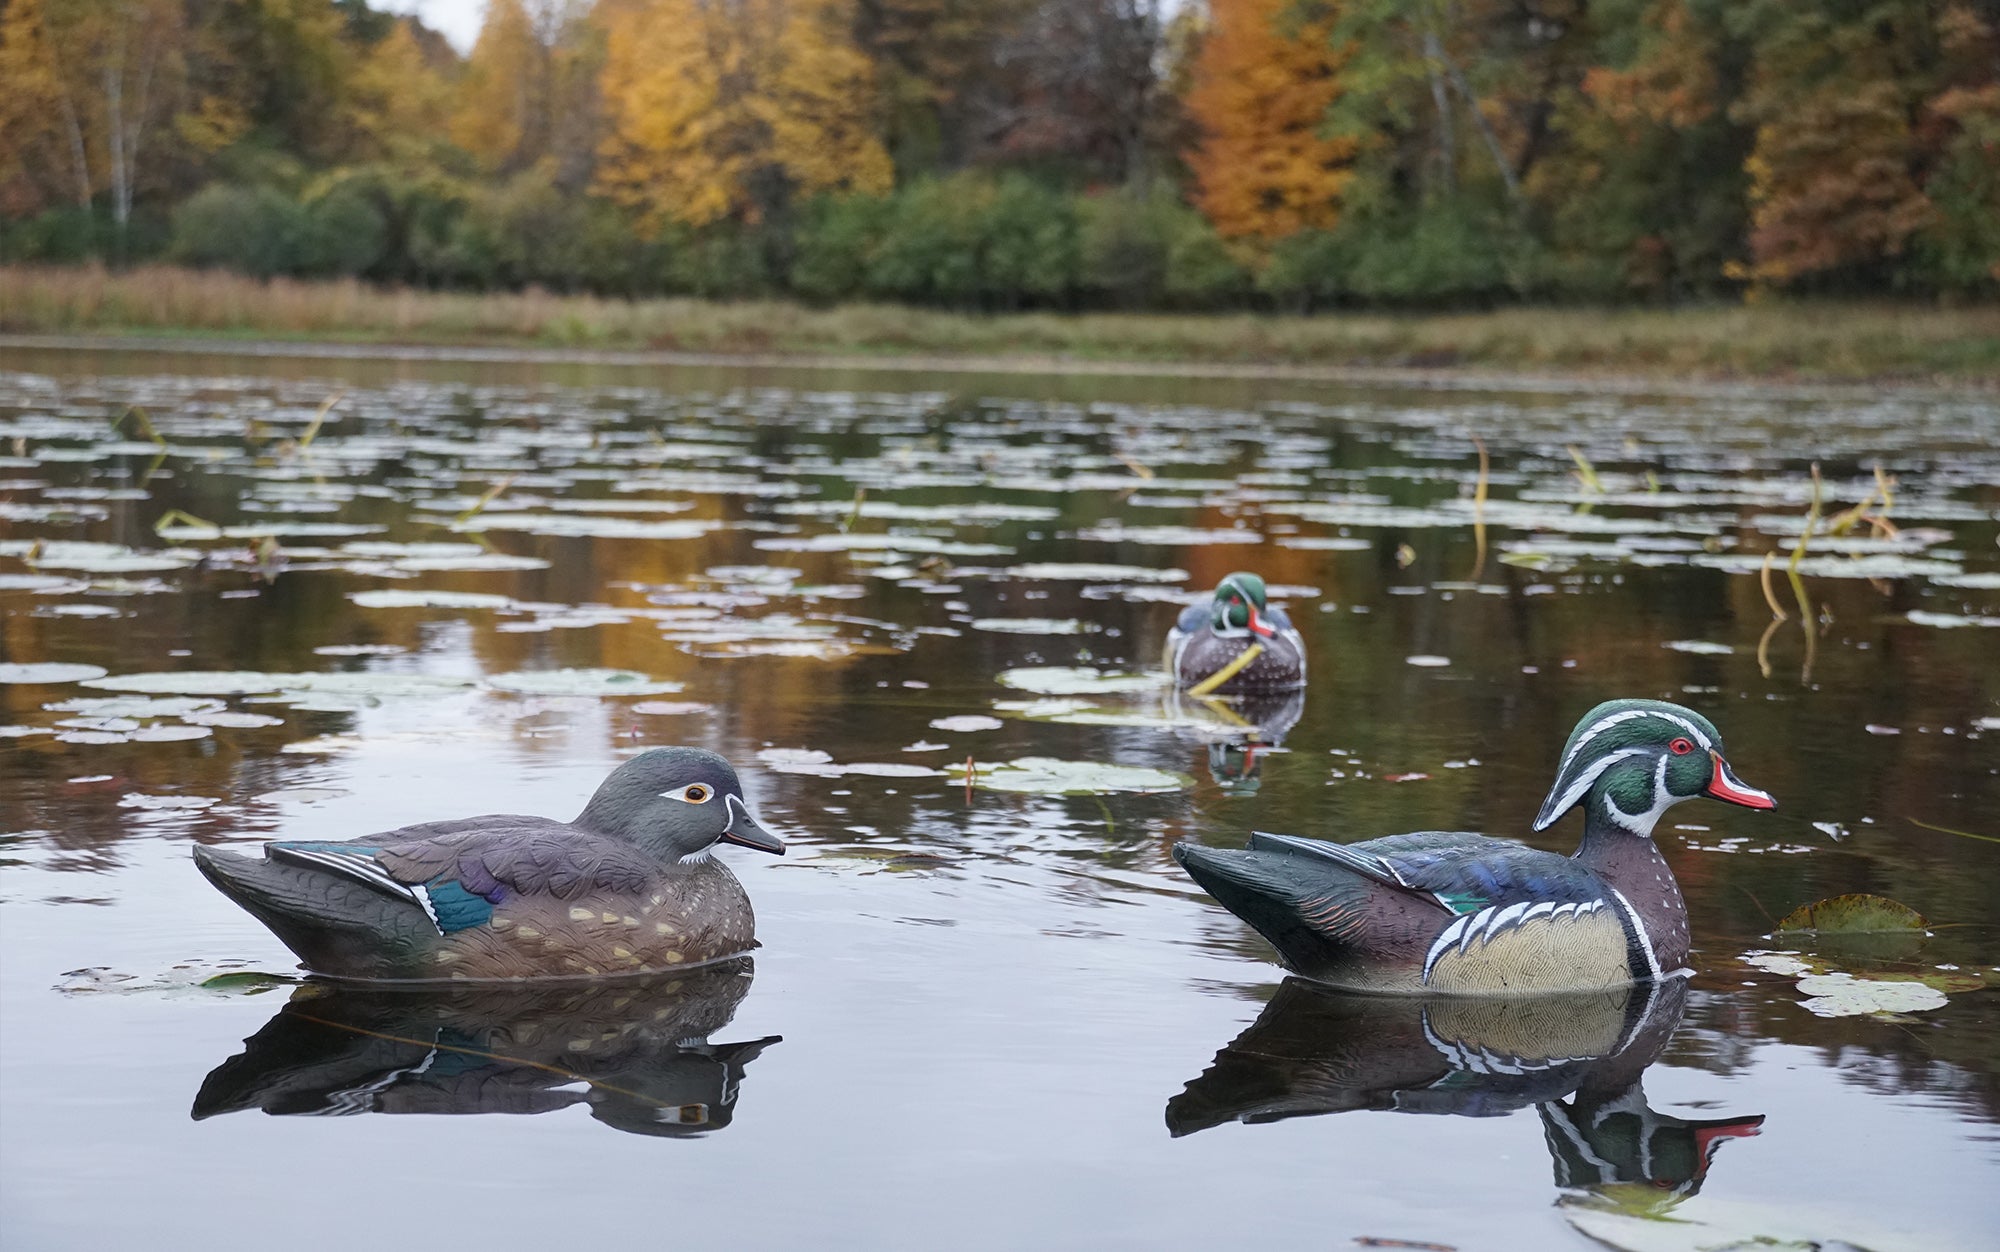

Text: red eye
xmin=1669 ymin=738 xmax=1695 ymax=755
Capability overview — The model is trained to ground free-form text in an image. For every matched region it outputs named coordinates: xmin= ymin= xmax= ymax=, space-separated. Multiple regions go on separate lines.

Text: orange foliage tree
xmin=1184 ymin=0 xmax=1356 ymax=242
xmin=595 ymin=0 xmax=893 ymax=232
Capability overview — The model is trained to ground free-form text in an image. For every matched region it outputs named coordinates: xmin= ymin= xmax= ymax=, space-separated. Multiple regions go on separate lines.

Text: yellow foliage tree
xmin=349 ymin=18 xmax=454 ymax=165
xmin=595 ymin=0 xmax=894 ymax=231
xmin=1184 ymin=0 xmax=1356 ymax=242
xmin=451 ymin=0 xmax=540 ymax=170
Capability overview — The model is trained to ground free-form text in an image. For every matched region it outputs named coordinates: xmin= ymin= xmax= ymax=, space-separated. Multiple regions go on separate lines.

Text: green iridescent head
xmin=1209 ymin=572 xmax=1270 ymax=632
xmin=1533 ymin=699 xmax=1775 ymax=836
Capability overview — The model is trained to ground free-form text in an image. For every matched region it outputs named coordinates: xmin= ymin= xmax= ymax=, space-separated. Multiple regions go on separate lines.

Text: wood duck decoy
xmin=1164 ymin=572 xmax=1307 ymax=694
xmin=1174 ymin=699 xmax=1775 ymax=994
xmin=194 ymin=747 xmax=784 ymax=982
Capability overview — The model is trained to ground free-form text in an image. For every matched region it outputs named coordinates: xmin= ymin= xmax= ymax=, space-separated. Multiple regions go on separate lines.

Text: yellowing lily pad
xmin=1774 ymin=894 xmax=1927 ymax=935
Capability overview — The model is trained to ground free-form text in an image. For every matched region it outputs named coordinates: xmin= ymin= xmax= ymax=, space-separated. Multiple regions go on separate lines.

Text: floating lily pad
xmin=969 ymin=618 xmax=1096 ymax=635
xmin=1795 ymin=972 xmax=1949 ymax=1017
xmin=947 ymin=757 xmax=1190 ymax=795
xmin=1664 ymin=640 xmax=1734 ymax=655
xmin=0 ymin=662 xmax=108 ymax=684
xmin=1905 ymin=609 xmax=2000 ymax=628
xmin=628 ymin=700 xmax=715 ymax=716
xmin=486 ymin=669 xmax=684 ymax=697
xmin=349 ymin=589 xmax=516 ymax=610
xmin=996 ymin=563 xmax=1188 ymax=582
xmin=82 ymin=670 xmax=476 ymax=699
xmin=930 ymin=715 xmax=1004 ymax=732
xmin=996 ymin=666 xmax=1169 ymax=695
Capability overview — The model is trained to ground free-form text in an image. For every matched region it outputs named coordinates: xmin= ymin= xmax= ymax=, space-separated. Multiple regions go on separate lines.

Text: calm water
xmin=2 ymin=346 xmax=1996 ymax=1251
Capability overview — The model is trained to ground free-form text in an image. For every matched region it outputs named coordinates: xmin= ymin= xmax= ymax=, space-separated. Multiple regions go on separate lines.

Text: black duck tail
xmin=1173 ymin=841 xmax=1365 ymax=974
xmin=193 ymin=846 xmax=431 ymax=978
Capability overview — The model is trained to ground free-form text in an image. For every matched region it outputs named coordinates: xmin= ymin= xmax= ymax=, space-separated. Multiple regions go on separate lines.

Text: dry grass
xmin=4 ymin=263 xmax=1997 ymax=380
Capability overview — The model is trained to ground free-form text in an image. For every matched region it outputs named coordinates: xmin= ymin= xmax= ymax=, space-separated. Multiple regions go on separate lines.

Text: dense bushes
xmin=19 ymin=162 xmax=1977 ymax=311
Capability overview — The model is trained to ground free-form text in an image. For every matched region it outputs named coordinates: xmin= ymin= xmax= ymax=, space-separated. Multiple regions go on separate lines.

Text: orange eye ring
xmin=682 ymin=784 xmax=711 ymax=803
xmin=1669 ymin=738 xmax=1695 ymax=755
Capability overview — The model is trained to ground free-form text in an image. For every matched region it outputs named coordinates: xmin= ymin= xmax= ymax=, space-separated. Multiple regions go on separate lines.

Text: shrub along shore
xmin=3 ymin=265 xmax=1996 ymax=382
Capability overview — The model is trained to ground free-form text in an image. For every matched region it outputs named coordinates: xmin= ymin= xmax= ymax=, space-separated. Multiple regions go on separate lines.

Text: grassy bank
xmin=4 ymin=264 xmax=1997 ymax=380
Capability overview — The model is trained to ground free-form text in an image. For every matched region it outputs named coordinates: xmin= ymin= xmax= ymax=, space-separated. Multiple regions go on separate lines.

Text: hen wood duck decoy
xmin=1174 ymin=699 xmax=1775 ymax=994
xmin=1164 ymin=572 xmax=1307 ymax=695
xmin=194 ymin=747 xmax=784 ymax=982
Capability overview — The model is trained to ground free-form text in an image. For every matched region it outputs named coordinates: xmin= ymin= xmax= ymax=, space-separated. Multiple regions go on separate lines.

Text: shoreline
xmin=4 ymin=332 xmax=1996 ymax=401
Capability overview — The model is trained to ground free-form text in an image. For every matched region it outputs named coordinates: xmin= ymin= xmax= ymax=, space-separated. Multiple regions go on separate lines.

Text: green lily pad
xmin=1774 ymin=894 xmax=1927 ymax=935
xmin=946 ymin=756 xmax=1190 ymax=795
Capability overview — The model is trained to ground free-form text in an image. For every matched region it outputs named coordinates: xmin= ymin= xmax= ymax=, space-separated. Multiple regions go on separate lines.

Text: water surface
xmin=2 ymin=347 xmax=1996 ymax=1251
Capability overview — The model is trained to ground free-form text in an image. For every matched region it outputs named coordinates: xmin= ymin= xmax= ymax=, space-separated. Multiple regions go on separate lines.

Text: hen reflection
xmin=195 ymin=958 xmax=777 ymax=1137
xmin=1168 ymin=978 xmax=1761 ymax=1204
xmin=1167 ymin=690 xmax=1305 ymax=792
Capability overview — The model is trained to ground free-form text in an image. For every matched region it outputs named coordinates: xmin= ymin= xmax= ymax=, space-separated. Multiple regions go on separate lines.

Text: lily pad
xmin=349 ymin=589 xmax=516 ymax=610
xmin=968 ymin=618 xmax=1097 ymax=635
xmin=930 ymin=715 xmax=1004 ymax=732
xmin=996 ymin=563 xmax=1188 ymax=582
xmin=1775 ymin=894 xmax=1927 ymax=935
xmin=1795 ymin=972 xmax=1949 ymax=1017
xmin=0 ymin=662 xmax=108 ymax=685
xmin=486 ymin=669 xmax=684 ymax=697
xmin=946 ymin=756 xmax=1190 ymax=795
xmin=996 ymin=666 xmax=1170 ymax=695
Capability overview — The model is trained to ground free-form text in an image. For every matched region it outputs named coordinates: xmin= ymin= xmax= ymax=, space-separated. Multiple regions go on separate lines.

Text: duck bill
xmin=720 ymin=794 xmax=785 ymax=855
xmin=1705 ymin=753 xmax=1775 ymax=810
xmin=1246 ymin=605 xmax=1276 ymax=639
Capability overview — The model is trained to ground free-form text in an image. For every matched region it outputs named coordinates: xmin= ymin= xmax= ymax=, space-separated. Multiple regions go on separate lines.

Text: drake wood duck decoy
xmin=1174 ymin=699 xmax=1775 ymax=994
xmin=1164 ymin=572 xmax=1307 ymax=694
xmin=194 ymin=747 xmax=784 ymax=982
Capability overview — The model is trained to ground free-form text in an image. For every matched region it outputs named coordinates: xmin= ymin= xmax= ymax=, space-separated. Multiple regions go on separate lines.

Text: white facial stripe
xmin=1603 ymin=753 xmax=1677 ymax=836
xmin=1561 ymin=708 xmax=1713 ymax=777
xmin=725 ymin=792 xmax=751 ymax=831
xmin=1540 ymin=747 xmax=1650 ymax=829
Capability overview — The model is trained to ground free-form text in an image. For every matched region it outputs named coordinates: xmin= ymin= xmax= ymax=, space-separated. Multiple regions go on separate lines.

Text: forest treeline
xmin=2 ymin=0 xmax=1996 ymax=311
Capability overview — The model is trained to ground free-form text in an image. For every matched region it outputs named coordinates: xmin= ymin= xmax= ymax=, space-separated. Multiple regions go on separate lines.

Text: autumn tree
xmin=452 ymin=0 xmax=602 ymax=186
xmin=344 ymin=17 xmax=454 ymax=167
xmin=0 ymin=0 xmax=193 ymax=231
xmin=595 ymin=0 xmax=893 ymax=231
xmin=1185 ymin=0 xmax=1356 ymax=241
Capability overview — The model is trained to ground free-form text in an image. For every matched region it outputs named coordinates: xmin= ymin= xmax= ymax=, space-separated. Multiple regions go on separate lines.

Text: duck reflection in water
xmin=1167 ymin=977 xmax=1762 ymax=1209
xmin=194 ymin=957 xmax=777 ymax=1137
xmin=1166 ymin=689 xmax=1305 ymax=793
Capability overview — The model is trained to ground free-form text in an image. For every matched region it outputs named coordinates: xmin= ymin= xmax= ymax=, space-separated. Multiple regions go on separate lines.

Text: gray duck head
xmin=1533 ymin=699 xmax=1774 ymax=838
xmin=575 ymin=747 xmax=783 ymax=862
xmin=1208 ymin=572 xmax=1275 ymax=636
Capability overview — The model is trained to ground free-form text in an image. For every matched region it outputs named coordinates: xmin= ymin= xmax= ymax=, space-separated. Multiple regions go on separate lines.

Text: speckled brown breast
xmin=1174 ymin=631 xmax=1307 ymax=694
xmin=428 ymin=858 xmax=756 ymax=982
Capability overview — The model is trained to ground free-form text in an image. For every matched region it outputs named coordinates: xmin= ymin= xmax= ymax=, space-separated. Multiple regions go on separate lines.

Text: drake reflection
xmin=194 ymin=957 xmax=778 ymax=1137
xmin=1167 ymin=977 xmax=1761 ymax=1205
xmin=1166 ymin=689 xmax=1305 ymax=792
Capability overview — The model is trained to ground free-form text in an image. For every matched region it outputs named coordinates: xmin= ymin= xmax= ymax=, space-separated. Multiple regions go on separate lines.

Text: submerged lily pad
xmin=947 ymin=756 xmax=1190 ymax=795
xmin=0 ymin=662 xmax=108 ymax=684
xmin=996 ymin=666 xmax=1170 ymax=695
xmin=1775 ymin=894 xmax=1928 ymax=935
